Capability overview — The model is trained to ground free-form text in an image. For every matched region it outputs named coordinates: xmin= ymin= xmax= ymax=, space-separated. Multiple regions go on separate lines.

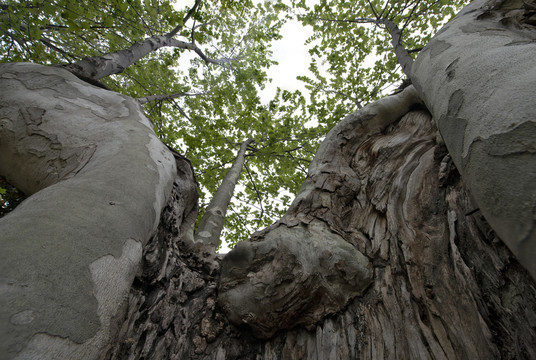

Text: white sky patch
xmin=260 ymin=19 xmax=314 ymax=103
xmin=174 ymin=0 xmax=195 ymax=11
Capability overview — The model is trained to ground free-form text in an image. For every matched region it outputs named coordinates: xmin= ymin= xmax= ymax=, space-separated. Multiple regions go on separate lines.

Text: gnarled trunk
xmin=105 ymin=98 xmax=536 ymax=360
xmin=1 ymin=0 xmax=535 ymax=359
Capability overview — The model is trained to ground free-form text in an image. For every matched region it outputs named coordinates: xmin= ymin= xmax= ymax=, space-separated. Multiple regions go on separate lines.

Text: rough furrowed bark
xmin=218 ymin=86 xmax=536 ymax=358
xmin=218 ymin=87 xmax=419 ymax=338
xmin=104 ymin=90 xmax=536 ymax=360
xmin=259 ymin=110 xmax=535 ymax=359
xmin=102 ymin=158 xmax=267 ymax=359
xmin=411 ymin=0 xmax=536 ymax=278
xmin=0 ymin=63 xmax=177 ymax=359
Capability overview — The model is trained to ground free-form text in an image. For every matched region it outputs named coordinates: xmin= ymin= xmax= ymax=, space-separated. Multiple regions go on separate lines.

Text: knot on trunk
xmin=218 ymin=220 xmax=372 ymax=338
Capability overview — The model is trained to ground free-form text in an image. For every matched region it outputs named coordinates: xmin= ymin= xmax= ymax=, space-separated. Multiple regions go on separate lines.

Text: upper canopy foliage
xmin=0 ymin=0 xmax=467 ymax=248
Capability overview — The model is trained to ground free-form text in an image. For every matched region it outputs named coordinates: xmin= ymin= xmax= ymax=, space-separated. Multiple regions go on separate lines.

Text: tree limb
xmin=62 ymin=35 xmax=234 ymax=80
xmin=375 ymin=18 xmax=413 ymax=77
xmin=244 ymin=161 xmax=265 ymax=221
xmin=320 ymin=88 xmax=363 ymax=108
xmin=168 ymin=0 xmax=202 ymax=37
xmin=195 ymin=138 xmax=255 ymax=248
xmin=314 ymin=16 xmax=414 ymax=78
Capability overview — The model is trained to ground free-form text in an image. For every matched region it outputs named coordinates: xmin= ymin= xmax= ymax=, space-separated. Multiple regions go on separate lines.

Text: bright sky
xmin=259 ymin=19 xmax=313 ymax=103
xmin=179 ymin=0 xmax=316 ymax=102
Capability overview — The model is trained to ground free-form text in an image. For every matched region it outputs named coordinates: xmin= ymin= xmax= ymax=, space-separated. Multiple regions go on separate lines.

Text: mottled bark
xmin=106 ymin=100 xmax=536 ymax=360
xmin=411 ymin=0 xmax=536 ymax=278
xmin=0 ymin=63 xmax=177 ymax=359
xmin=2 ymin=1 xmax=536 ymax=359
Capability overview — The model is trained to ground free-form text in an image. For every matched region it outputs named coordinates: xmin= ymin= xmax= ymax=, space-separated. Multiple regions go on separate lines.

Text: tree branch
xmin=320 ymin=88 xmax=363 ymax=108
xmin=168 ymin=0 xmax=202 ymax=37
xmin=244 ymin=161 xmax=265 ymax=221
xmin=62 ymin=35 xmax=234 ymax=80
xmin=195 ymin=138 xmax=255 ymax=248
xmin=375 ymin=18 xmax=413 ymax=77
xmin=39 ymin=37 xmax=79 ymax=60
xmin=314 ymin=16 xmax=414 ymax=78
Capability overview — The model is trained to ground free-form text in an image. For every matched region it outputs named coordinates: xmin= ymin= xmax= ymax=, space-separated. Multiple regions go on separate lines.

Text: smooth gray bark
xmin=62 ymin=36 xmax=227 ymax=81
xmin=0 ymin=63 xmax=177 ymax=359
xmin=411 ymin=0 xmax=536 ymax=279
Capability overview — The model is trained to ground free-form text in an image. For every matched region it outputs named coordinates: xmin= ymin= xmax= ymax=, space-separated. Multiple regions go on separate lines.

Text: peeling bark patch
xmin=447 ymin=89 xmax=464 ymax=116
xmin=437 ymin=90 xmax=467 ymax=167
xmin=460 ymin=22 xmax=508 ymax=36
xmin=428 ymin=40 xmax=452 ymax=58
xmin=479 ymin=121 xmax=536 ymax=156
xmin=445 ymin=58 xmax=459 ymax=82
xmin=13 ymin=70 xmax=67 ymax=90
xmin=10 ymin=310 xmax=35 ymax=325
xmin=22 ymin=107 xmax=46 ymax=125
xmin=463 ymin=121 xmax=536 ymax=275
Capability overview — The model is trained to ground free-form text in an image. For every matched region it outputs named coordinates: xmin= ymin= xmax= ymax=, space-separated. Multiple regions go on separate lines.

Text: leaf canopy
xmin=0 ymin=0 xmax=468 ymax=248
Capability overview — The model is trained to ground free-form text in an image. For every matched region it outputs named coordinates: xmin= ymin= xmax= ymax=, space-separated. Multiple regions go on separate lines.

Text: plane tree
xmin=0 ymin=0 xmax=535 ymax=359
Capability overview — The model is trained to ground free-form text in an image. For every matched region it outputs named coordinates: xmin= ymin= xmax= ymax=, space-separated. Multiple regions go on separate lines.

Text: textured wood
xmin=411 ymin=0 xmax=536 ymax=278
xmin=218 ymin=86 xmax=421 ymax=338
xmin=0 ymin=63 xmax=177 ymax=360
xmin=256 ymin=109 xmax=536 ymax=359
xmin=106 ymin=106 xmax=536 ymax=359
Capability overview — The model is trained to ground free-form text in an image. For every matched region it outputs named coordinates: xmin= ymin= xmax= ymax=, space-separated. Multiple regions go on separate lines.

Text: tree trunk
xmin=0 ymin=62 xmax=179 ymax=359
xmin=1 ymin=0 xmax=535 ymax=359
xmin=101 ymin=91 xmax=536 ymax=359
xmin=410 ymin=0 xmax=536 ymax=278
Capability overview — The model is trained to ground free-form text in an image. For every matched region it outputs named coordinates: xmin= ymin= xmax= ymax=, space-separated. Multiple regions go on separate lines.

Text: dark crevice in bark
xmin=103 ymin=104 xmax=536 ymax=359
xmin=104 ymin=151 xmax=264 ymax=359
xmin=0 ymin=175 xmax=26 ymax=218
